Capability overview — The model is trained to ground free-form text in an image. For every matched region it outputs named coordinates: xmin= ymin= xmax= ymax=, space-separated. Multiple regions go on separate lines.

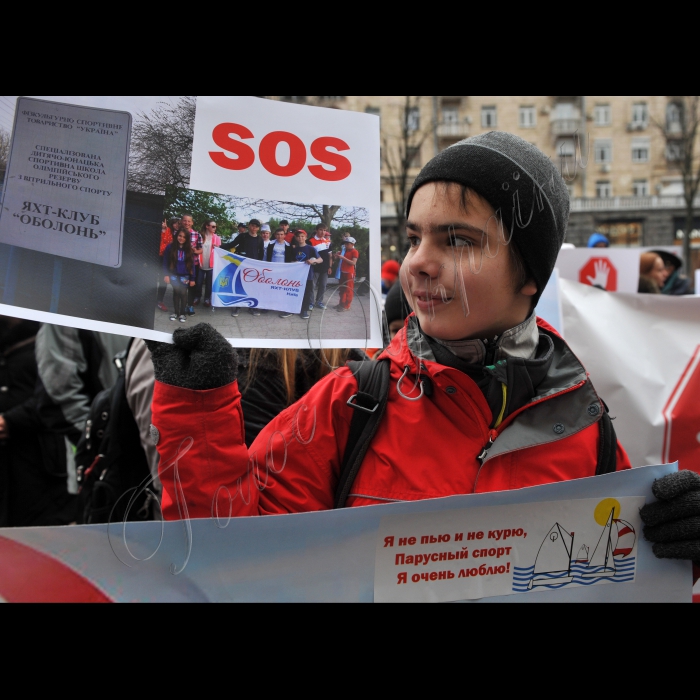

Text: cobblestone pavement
xmin=153 ymin=280 xmax=373 ymax=342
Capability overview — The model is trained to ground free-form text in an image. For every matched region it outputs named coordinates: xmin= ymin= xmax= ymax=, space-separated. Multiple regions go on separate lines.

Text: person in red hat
xmin=381 ymin=259 xmax=401 ymax=295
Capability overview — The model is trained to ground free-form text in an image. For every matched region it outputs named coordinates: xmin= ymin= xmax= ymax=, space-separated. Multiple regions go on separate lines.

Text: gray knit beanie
xmin=406 ymin=131 xmax=569 ymax=306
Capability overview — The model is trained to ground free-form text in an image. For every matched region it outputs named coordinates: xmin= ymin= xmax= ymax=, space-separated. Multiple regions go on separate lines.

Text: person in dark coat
xmin=0 ymin=317 xmax=76 ymax=527
xmin=651 ymin=250 xmax=692 ymax=296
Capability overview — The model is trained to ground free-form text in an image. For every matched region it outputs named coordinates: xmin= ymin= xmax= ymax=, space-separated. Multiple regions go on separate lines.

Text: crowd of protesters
xmin=158 ymin=217 xmax=363 ymax=322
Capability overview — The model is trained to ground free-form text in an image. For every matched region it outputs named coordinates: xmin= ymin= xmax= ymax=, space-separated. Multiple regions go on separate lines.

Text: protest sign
xmin=0 ymin=464 xmax=690 ymax=602
xmin=555 ymin=248 xmax=640 ymax=293
xmin=0 ymin=96 xmax=381 ymax=348
xmin=211 ymin=249 xmax=308 ymax=314
xmin=555 ymin=278 xmax=700 ymax=473
xmin=0 ymin=97 xmax=131 ymax=268
xmin=189 ymin=96 xmax=382 ymax=348
xmin=375 ymin=496 xmax=642 ymax=602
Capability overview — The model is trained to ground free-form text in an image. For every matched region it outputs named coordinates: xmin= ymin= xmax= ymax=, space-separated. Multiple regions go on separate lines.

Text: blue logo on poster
xmin=214 ymin=254 xmax=259 ymax=308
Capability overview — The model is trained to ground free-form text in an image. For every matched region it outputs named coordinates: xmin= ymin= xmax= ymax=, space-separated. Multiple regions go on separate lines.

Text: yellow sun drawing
xmin=594 ymin=498 xmax=621 ymax=525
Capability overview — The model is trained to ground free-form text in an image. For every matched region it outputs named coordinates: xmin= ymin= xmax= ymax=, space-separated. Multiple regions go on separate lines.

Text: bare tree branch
xmin=128 ymin=96 xmax=196 ymax=195
xmin=655 ymin=96 xmax=700 ymax=276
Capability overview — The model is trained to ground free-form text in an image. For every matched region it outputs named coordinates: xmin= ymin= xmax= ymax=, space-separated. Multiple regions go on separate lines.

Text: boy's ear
xmin=520 ymin=279 xmax=538 ymax=298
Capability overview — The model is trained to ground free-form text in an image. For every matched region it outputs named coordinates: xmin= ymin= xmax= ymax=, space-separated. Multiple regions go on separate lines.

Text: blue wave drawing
xmin=213 ymin=253 xmax=259 ymax=308
xmin=512 ymin=557 xmax=636 ymax=592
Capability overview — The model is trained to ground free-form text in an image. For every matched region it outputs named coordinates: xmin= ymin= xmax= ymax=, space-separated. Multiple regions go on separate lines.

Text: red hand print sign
xmin=580 ymin=257 xmax=618 ymax=292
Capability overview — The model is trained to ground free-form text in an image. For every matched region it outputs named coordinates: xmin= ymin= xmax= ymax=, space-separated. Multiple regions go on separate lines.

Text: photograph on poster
xmin=0 ymin=95 xmax=382 ymax=348
xmin=155 ymin=186 xmax=372 ymax=342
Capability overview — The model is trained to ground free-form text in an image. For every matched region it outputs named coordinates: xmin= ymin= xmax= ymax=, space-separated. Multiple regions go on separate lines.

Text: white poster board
xmin=0 ymin=96 xmax=382 ymax=348
xmin=0 ymin=463 xmax=690 ymax=602
xmin=0 ymin=97 xmax=131 ymax=267
xmin=189 ymin=96 xmax=382 ymax=348
xmin=555 ymin=248 xmax=640 ymax=293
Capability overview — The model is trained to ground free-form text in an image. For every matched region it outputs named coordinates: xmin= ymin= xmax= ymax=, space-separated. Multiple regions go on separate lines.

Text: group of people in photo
xmin=157 ymin=217 xmax=362 ymax=322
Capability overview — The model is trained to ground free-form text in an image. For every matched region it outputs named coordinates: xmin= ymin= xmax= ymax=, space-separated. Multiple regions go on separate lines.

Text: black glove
xmin=145 ymin=323 xmax=238 ymax=390
xmin=640 ymin=470 xmax=700 ymax=562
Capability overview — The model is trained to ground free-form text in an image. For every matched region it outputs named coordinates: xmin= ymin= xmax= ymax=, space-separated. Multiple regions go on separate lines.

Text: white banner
xmin=555 ymin=248 xmax=641 ymax=293
xmin=0 ymin=464 xmax=689 ymax=602
xmin=211 ymin=248 xmax=309 ymax=314
xmin=556 ymin=278 xmax=700 ymax=471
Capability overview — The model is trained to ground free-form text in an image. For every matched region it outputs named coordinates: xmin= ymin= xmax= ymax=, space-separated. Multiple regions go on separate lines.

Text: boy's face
xmin=275 ymin=232 xmax=285 ymax=243
xmin=296 ymin=232 xmax=307 ymax=245
xmin=180 ymin=216 xmax=193 ymax=231
xmin=345 ymin=242 xmax=355 ymax=250
xmin=402 ymin=183 xmax=536 ymax=342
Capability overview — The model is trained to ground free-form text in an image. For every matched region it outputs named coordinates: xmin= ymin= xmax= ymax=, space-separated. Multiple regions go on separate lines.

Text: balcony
xmin=569 ymin=195 xmax=700 ymax=212
xmin=551 ymin=118 xmax=582 ymax=136
xmin=437 ymin=122 xmax=470 ymax=139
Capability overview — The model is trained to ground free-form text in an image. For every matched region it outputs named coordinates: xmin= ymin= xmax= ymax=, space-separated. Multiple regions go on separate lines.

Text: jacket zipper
xmin=474 ymin=377 xmax=588 ymax=487
xmin=477 ymin=429 xmax=499 ymax=465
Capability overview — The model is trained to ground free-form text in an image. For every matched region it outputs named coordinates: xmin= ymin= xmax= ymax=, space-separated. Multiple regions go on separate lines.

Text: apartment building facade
xmin=268 ymin=96 xmax=700 ymax=261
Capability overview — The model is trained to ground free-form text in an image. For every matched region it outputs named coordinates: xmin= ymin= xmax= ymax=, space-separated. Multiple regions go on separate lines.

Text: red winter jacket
xmin=151 ymin=317 xmax=631 ymax=520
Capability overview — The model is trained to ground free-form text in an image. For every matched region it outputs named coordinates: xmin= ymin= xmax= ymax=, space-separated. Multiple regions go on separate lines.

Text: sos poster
xmin=0 ymin=96 xmax=382 ymax=349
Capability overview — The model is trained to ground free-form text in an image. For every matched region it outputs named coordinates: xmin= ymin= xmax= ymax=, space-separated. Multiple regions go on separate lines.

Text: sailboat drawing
xmin=527 ymin=523 xmax=574 ymax=589
xmin=513 ymin=498 xmax=638 ymax=593
xmin=582 ymin=508 xmax=617 ymax=578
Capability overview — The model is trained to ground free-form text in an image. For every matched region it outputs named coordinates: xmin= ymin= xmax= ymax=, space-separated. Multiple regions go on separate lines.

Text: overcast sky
xmin=0 ymin=96 xmax=184 ymax=133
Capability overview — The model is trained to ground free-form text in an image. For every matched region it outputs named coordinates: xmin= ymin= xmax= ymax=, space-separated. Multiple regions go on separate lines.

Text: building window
xmin=631 ymin=102 xmax=648 ymax=128
xmin=519 ymin=106 xmax=536 ymax=128
xmin=595 ymin=139 xmax=612 ymax=163
xmin=442 ymin=106 xmax=459 ymax=125
xmin=594 ymin=104 xmax=612 ymax=126
xmin=596 ymin=181 xmax=612 ymax=198
xmin=406 ymin=107 xmax=420 ymax=132
xmin=666 ymin=102 xmax=683 ymax=134
xmin=633 ymin=180 xmax=649 ymax=197
xmin=631 ymin=138 xmax=650 ymax=163
xmin=481 ymin=106 xmax=497 ymax=128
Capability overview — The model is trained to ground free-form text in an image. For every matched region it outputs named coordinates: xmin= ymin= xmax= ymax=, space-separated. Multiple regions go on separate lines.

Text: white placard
xmin=0 ymin=97 xmax=131 ymax=267
xmin=189 ymin=96 xmax=382 ymax=347
xmin=375 ymin=496 xmax=643 ymax=603
xmin=555 ymin=248 xmax=641 ymax=293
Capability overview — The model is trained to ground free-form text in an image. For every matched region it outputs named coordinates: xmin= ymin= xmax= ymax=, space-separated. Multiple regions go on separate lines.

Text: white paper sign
xmin=375 ymin=496 xmax=643 ymax=603
xmin=0 ymin=97 xmax=131 ymax=267
xmin=555 ymin=248 xmax=641 ymax=293
xmin=189 ymin=96 xmax=382 ymax=347
xmin=212 ymin=249 xmax=309 ymax=314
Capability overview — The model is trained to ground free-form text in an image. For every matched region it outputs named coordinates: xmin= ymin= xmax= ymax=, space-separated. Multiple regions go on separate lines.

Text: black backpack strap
xmin=334 ymin=359 xmax=391 ymax=509
xmin=595 ymin=401 xmax=617 ymax=476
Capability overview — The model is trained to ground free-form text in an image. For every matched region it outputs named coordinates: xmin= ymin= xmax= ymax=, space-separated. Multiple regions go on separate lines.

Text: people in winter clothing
xmin=197 ymin=220 xmax=222 ymax=307
xmin=290 ymin=230 xmax=321 ymax=320
xmin=587 ymin=233 xmax=610 ymax=248
xmin=0 ymin=318 xmax=77 ymax=527
xmin=146 ymin=132 xmax=699 ymax=571
xmin=163 ymin=230 xmax=196 ymax=322
xmin=638 ymin=252 xmax=669 ymax=294
xmin=309 ymin=225 xmax=333 ymax=308
xmin=651 ymin=250 xmax=692 ymax=296
xmin=265 ymin=229 xmax=295 ymax=263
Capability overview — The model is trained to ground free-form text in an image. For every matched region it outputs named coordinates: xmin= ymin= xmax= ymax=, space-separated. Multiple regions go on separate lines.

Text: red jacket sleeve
xmin=153 ymin=380 xmax=251 ymax=520
xmin=152 ymin=368 xmax=357 ymax=520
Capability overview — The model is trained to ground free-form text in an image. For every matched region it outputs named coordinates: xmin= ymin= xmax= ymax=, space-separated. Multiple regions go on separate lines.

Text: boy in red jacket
xmin=147 ymin=132 xmax=700 ymax=569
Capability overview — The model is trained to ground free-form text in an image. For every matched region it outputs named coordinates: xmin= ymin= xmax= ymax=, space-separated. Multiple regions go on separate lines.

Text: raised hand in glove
xmin=640 ymin=470 xmax=700 ymax=562
xmin=145 ymin=323 xmax=238 ymax=390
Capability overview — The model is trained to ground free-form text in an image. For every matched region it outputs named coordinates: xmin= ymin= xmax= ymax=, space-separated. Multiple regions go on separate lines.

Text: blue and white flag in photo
xmin=212 ymin=248 xmax=309 ymax=314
